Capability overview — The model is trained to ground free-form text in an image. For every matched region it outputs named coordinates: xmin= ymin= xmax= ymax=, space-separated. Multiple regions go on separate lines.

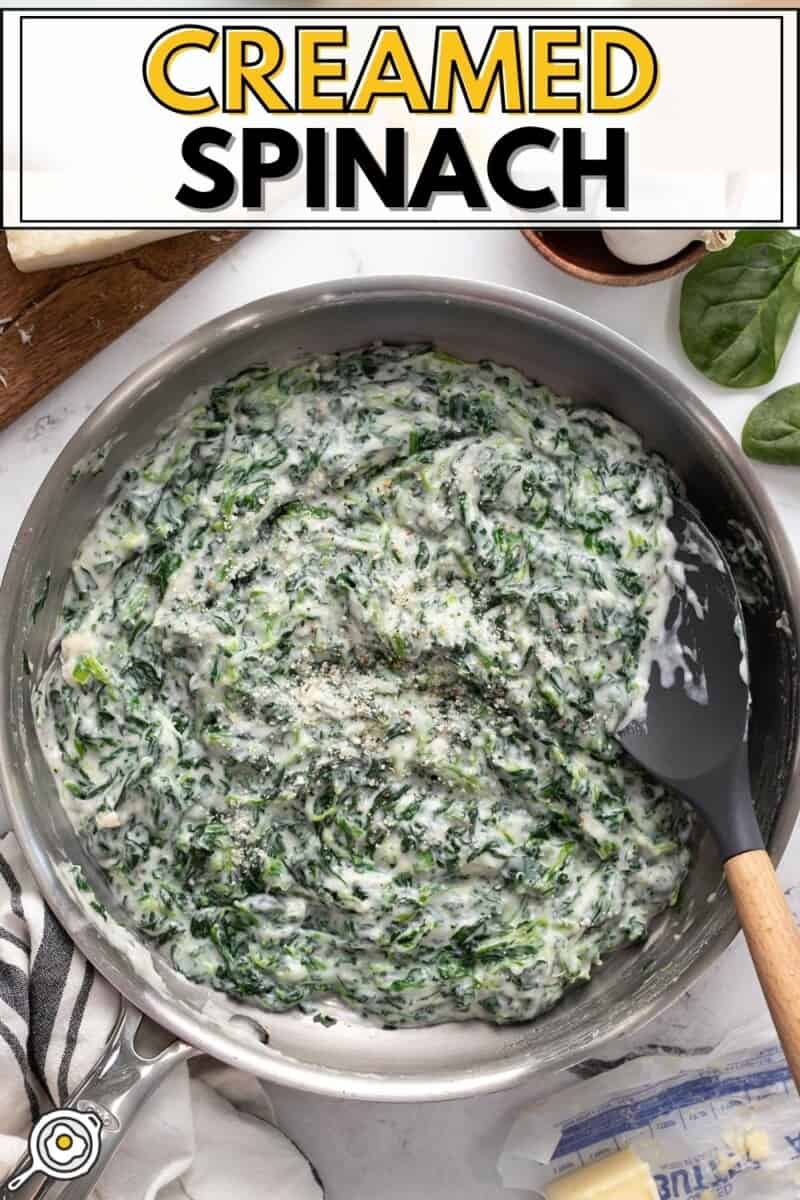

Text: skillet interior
xmin=1 ymin=278 xmax=798 ymax=1101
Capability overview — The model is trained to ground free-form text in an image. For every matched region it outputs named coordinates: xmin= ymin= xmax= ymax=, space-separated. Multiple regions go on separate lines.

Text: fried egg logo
xmin=44 ymin=1121 xmax=90 ymax=1167
xmin=7 ymin=1109 xmax=102 ymax=1190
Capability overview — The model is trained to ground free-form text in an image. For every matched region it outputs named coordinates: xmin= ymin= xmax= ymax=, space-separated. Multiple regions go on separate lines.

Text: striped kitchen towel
xmin=0 ymin=833 xmax=323 ymax=1200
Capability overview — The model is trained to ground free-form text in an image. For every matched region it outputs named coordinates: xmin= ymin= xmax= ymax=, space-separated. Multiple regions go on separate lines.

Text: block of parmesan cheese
xmin=545 ymin=1149 xmax=658 ymax=1200
xmin=5 ymin=229 xmax=191 ymax=273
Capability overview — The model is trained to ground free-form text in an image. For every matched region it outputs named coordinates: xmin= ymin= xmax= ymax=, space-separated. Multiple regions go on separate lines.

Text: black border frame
xmin=5 ymin=8 xmax=796 ymax=229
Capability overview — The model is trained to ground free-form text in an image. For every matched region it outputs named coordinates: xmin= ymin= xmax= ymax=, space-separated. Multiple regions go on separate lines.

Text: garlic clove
xmin=601 ymin=229 xmax=733 ymax=266
xmin=700 ymin=230 xmax=735 ymax=252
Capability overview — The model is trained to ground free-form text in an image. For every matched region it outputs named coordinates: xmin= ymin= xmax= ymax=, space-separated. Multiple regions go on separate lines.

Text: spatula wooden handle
xmin=725 ymin=850 xmax=800 ymax=1088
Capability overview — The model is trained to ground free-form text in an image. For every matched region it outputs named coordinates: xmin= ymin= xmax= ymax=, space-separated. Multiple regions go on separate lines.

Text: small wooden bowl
xmin=522 ymin=229 xmax=706 ymax=287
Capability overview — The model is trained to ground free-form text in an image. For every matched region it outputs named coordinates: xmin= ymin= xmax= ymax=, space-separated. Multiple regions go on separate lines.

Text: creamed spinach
xmin=38 ymin=345 xmax=692 ymax=1026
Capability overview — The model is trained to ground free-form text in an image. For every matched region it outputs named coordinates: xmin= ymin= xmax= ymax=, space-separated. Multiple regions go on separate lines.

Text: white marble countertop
xmin=1 ymin=228 xmax=799 ymax=1199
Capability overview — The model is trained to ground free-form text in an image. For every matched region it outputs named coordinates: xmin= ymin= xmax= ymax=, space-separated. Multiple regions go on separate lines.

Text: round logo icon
xmin=8 ymin=1108 xmax=103 ymax=1191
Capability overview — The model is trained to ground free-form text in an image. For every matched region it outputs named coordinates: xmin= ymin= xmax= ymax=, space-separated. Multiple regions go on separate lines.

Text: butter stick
xmin=545 ymin=1148 xmax=658 ymax=1200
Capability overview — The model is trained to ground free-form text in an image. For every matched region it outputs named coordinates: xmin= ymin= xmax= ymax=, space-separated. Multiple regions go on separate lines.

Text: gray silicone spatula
xmin=618 ymin=497 xmax=800 ymax=1087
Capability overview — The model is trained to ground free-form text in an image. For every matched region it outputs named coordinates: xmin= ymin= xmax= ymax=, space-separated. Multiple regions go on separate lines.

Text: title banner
xmin=2 ymin=9 xmax=798 ymax=227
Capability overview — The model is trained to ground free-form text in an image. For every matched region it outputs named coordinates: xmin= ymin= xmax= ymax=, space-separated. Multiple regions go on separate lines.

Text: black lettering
xmin=176 ymin=127 xmax=235 ymax=210
xmin=562 ymin=128 xmax=627 ymax=208
xmin=408 ymin=129 xmax=486 ymax=210
xmin=487 ymin=127 xmax=557 ymax=209
xmin=335 ymin=128 xmax=406 ymax=209
xmin=242 ymin=128 xmax=301 ymax=209
xmin=307 ymin=128 xmax=328 ymax=208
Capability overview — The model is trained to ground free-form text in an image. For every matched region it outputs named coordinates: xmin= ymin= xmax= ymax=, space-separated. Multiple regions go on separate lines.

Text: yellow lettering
xmin=350 ymin=28 xmax=429 ymax=113
xmin=432 ymin=28 xmax=523 ymax=113
xmin=144 ymin=25 xmax=219 ymax=115
xmin=590 ymin=28 xmax=658 ymax=113
xmin=224 ymin=28 xmax=290 ymax=114
xmin=532 ymin=28 xmax=581 ymax=114
xmin=297 ymin=27 xmax=347 ymax=111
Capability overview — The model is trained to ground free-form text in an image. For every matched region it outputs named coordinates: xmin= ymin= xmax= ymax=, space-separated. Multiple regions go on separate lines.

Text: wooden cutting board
xmin=0 ymin=230 xmax=248 ymax=431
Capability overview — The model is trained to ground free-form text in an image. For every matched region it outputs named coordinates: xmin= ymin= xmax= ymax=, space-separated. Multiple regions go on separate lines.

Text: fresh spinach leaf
xmin=742 ymin=384 xmax=800 ymax=464
xmin=680 ymin=231 xmax=800 ymax=388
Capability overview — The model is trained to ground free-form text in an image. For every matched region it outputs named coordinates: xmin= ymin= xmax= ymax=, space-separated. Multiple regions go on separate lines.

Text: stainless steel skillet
xmin=0 ymin=279 xmax=798 ymax=1161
